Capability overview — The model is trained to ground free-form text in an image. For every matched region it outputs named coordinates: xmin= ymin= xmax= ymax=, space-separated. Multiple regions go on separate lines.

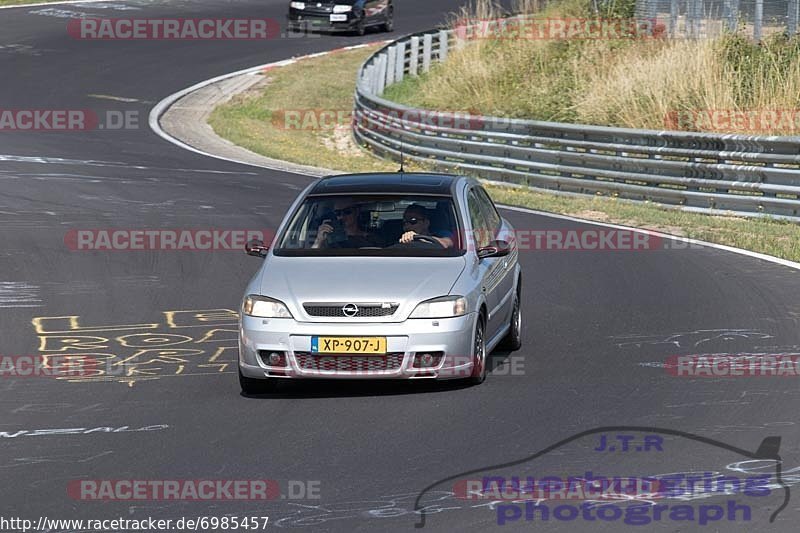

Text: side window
xmin=467 ymin=189 xmax=491 ymax=249
xmin=475 ymin=187 xmax=502 ymax=238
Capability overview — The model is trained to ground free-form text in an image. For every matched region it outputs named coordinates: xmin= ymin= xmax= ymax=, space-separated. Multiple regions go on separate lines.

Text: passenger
xmin=312 ymin=199 xmax=380 ymax=248
xmin=398 ymin=204 xmax=454 ymax=248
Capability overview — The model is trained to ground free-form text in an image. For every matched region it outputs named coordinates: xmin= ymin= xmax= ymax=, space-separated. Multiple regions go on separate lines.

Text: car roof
xmin=307 ymin=172 xmax=467 ymax=196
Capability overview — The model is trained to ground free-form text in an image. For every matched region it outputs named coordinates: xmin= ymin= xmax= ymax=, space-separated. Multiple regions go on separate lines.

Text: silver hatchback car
xmin=238 ymin=173 xmax=522 ymax=393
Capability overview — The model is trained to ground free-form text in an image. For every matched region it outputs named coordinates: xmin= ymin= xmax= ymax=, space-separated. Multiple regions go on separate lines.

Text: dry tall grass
xmin=387 ymin=0 xmax=800 ymax=134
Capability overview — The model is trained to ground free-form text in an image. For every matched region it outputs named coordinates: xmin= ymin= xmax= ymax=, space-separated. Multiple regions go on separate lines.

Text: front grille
xmin=303 ymin=303 xmax=398 ymax=318
xmin=295 ymin=352 xmax=404 ymax=372
xmin=301 ymin=4 xmax=334 ymax=15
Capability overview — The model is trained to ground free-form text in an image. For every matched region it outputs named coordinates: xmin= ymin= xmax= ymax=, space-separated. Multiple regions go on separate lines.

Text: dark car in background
xmin=288 ymin=0 xmax=394 ymax=35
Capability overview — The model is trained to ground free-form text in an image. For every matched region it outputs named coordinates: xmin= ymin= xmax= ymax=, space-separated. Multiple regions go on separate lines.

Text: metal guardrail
xmin=352 ymin=20 xmax=800 ymax=220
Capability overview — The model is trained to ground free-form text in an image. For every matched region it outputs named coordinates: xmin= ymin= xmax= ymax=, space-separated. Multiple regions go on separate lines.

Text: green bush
xmin=597 ymin=0 xmax=637 ymax=19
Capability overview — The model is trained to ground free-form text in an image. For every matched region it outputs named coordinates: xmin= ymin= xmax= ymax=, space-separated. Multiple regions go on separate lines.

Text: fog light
xmin=412 ymin=351 xmax=443 ymax=369
xmin=259 ymin=351 xmax=288 ymax=367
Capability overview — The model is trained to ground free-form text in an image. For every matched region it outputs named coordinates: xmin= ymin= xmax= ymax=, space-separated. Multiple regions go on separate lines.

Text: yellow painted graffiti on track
xmin=31 ymin=309 xmax=239 ymax=386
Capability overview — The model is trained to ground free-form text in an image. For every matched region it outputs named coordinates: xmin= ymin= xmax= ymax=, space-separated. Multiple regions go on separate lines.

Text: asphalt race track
xmin=1 ymin=1 xmax=799 ymax=531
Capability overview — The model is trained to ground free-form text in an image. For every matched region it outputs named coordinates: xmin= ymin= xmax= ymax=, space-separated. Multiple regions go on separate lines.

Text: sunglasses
xmin=334 ymin=207 xmax=356 ymax=216
xmin=403 ymin=217 xmax=425 ymax=225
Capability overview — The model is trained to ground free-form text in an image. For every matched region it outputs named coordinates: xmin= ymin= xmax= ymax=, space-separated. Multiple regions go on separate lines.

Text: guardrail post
xmin=438 ymin=30 xmax=448 ymax=62
xmin=376 ymin=54 xmax=388 ymax=96
xmin=386 ymin=46 xmax=396 ymax=86
xmin=365 ymin=64 xmax=376 ymax=95
xmin=754 ymin=0 xmax=763 ymax=42
xmin=669 ymin=0 xmax=679 ymax=37
xmin=686 ymin=0 xmax=702 ymax=38
xmin=454 ymin=20 xmax=469 ymax=50
xmin=422 ymin=34 xmax=433 ymax=73
xmin=789 ymin=0 xmax=799 ymax=35
xmin=644 ymin=0 xmax=657 ymax=19
xmin=723 ymin=0 xmax=733 ymax=32
xmin=409 ymin=36 xmax=420 ymax=77
xmin=395 ymin=41 xmax=406 ymax=82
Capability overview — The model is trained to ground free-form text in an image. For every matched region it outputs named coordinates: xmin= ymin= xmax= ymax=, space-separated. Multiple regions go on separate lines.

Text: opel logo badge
xmin=342 ymin=303 xmax=359 ymax=317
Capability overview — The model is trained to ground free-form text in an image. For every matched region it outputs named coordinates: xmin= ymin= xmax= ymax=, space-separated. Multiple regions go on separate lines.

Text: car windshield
xmin=274 ymin=194 xmax=464 ymax=257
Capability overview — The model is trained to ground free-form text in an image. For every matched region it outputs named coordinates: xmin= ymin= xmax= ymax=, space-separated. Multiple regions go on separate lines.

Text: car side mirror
xmin=245 ymin=239 xmax=269 ymax=258
xmin=477 ymin=240 xmax=510 ymax=259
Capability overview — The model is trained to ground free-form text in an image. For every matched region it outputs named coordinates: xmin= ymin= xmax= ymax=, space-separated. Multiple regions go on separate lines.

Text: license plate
xmin=330 ymin=14 xmax=347 ymax=22
xmin=311 ymin=336 xmax=386 ymax=354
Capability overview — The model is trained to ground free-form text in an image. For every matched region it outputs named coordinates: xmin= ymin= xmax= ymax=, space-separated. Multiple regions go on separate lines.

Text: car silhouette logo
xmin=413 ymin=425 xmax=790 ymax=528
xmin=342 ymin=303 xmax=359 ymax=317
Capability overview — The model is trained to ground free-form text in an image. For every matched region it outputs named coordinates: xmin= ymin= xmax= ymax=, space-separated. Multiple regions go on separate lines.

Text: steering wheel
xmin=389 ymin=234 xmax=441 ymax=249
xmin=412 ymin=234 xmax=441 ymax=246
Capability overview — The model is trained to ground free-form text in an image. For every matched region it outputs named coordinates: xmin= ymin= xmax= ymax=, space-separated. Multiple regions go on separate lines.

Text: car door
xmin=475 ymin=186 xmax=516 ymax=331
xmin=467 ymin=187 xmax=504 ymax=341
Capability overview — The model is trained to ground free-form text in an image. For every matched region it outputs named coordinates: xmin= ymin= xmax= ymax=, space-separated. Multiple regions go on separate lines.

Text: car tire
xmin=238 ymin=367 xmax=277 ymax=395
xmin=468 ymin=316 xmax=487 ymax=385
xmin=381 ymin=8 xmax=394 ymax=32
xmin=499 ymin=281 xmax=522 ymax=351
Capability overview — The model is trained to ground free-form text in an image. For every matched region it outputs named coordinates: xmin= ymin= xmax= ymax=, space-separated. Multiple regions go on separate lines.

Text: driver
xmin=398 ymin=204 xmax=453 ymax=248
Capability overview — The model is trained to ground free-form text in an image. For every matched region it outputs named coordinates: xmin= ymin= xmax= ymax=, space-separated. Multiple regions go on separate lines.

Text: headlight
xmin=290 ymin=2 xmax=305 ymax=9
xmin=409 ymin=296 xmax=467 ymax=319
xmin=243 ymin=295 xmax=293 ymax=318
xmin=332 ymin=5 xmax=353 ymax=13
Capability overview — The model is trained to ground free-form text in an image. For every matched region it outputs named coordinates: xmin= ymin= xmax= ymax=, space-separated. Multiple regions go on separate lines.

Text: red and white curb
xmin=148 ymin=41 xmax=391 ymax=174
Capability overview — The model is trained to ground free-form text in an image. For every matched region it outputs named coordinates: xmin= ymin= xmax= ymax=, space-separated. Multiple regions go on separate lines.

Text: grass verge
xmin=208 ymin=36 xmax=800 ymax=263
xmin=209 ymin=45 xmax=426 ymax=174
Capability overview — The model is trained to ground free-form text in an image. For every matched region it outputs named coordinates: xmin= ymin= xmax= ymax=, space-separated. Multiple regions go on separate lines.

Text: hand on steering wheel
xmin=398 ymin=231 xmax=442 ymax=248
xmin=412 ymin=234 xmax=440 ymax=245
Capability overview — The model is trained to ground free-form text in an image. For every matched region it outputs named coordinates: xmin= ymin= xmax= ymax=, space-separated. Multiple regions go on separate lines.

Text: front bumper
xmin=287 ymin=11 xmax=361 ymax=32
xmin=239 ymin=313 xmax=476 ymax=380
